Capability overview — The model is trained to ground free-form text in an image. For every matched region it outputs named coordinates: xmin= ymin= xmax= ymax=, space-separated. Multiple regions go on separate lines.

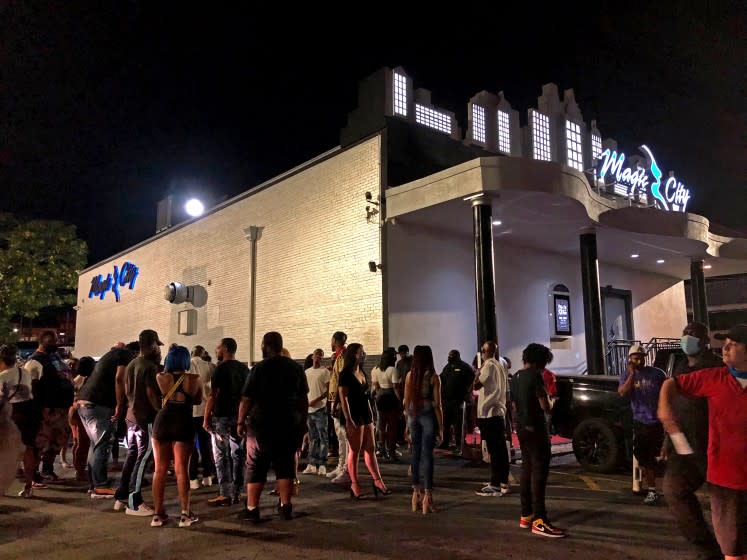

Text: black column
xmin=472 ymin=197 xmax=497 ymax=350
xmin=580 ymin=229 xmax=606 ymax=375
xmin=690 ymin=259 xmax=709 ymax=329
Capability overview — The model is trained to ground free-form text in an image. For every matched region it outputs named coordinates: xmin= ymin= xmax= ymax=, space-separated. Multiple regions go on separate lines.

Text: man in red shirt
xmin=659 ymin=324 xmax=747 ymax=560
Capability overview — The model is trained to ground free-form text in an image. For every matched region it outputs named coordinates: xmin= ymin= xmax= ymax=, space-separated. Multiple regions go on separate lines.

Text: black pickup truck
xmin=550 ymin=348 xmax=686 ymax=473
xmin=551 ymin=375 xmax=632 ymax=473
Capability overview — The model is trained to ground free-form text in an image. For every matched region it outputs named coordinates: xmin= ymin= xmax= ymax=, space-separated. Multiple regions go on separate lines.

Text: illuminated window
xmin=472 ymin=105 xmax=486 ymax=143
xmin=591 ymin=133 xmax=602 ymax=160
xmin=497 ymin=110 xmax=511 ymax=154
xmin=415 ymin=104 xmax=452 ymax=134
xmin=565 ymin=120 xmax=584 ymax=172
xmin=531 ymin=110 xmax=552 ymax=161
xmin=393 ymin=73 xmax=407 ymax=117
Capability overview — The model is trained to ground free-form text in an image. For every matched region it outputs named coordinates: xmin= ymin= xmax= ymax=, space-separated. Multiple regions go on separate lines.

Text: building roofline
xmin=80 ymin=144 xmax=345 ymax=274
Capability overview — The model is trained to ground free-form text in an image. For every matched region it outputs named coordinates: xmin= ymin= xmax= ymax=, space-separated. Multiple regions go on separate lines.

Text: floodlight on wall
xmin=164 ymin=281 xmax=193 ymax=304
xmin=368 ymin=261 xmax=382 ymax=272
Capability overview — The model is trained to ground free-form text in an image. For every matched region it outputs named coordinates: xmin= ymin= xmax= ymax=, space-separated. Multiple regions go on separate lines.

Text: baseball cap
xmin=139 ymin=329 xmax=164 ymax=347
xmin=628 ymin=344 xmax=646 ymax=356
xmin=714 ymin=324 xmax=747 ymax=344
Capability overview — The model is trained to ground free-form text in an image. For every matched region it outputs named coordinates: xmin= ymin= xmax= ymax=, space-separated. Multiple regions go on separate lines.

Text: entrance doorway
xmin=602 ymin=287 xmax=634 ymax=345
xmin=602 ymin=287 xmax=634 ymax=375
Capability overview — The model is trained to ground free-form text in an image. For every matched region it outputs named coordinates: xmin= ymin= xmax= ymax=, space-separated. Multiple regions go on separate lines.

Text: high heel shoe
xmin=349 ymin=484 xmax=364 ymax=500
xmin=411 ymin=488 xmax=422 ymax=512
xmin=372 ymin=479 xmax=392 ymax=498
xmin=422 ymin=489 xmax=436 ymax=514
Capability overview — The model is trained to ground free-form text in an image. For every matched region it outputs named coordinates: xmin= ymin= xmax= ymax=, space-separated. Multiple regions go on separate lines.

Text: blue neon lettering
xmin=598 ymin=149 xmax=625 ymax=180
xmin=88 ymin=262 xmax=139 ymax=302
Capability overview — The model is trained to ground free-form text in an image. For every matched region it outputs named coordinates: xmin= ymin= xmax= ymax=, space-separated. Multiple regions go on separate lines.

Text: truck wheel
xmin=572 ymin=418 xmax=620 ymax=473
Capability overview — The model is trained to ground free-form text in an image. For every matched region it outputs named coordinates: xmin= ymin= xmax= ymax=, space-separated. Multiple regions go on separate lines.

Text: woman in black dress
xmin=151 ymin=346 xmax=202 ymax=528
xmin=338 ymin=343 xmax=391 ymax=499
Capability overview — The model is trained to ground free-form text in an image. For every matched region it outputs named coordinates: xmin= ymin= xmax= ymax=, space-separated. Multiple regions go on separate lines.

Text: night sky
xmin=2 ymin=2 xmax=745 ymax=265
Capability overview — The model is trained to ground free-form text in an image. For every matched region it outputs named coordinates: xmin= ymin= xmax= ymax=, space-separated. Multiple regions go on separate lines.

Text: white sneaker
xmin=113 ymin=499 xmax=127 ymax=511
xmin=301 ymin=464 xmax=317 ymax=475
xmin=475 ymin=485 xmax=501 ymax=496
xmin=331 ymin=470 xmax=351 ymax=484
xmin=326 ymin=467 xmax=341 ymax=479
xmin=201 ymin=476 xmax=213 ymax=487
xmin=317 ymin=465 xmax=327 ymax=476
xmin=500 ymin=484 xmax=511 ymax=495
xmin=190 ymin=479 xmax=200 ymax=490
xmin=126 ymin=504 xmax=154 ymax=516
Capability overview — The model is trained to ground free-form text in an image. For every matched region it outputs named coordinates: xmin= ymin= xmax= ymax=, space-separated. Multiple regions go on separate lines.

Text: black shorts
xmin=11 ymin=400 xmax=40 ymax=447
xmin=710 ymin=483 xmax=746 ymax=556
xmin=244 ymin=435 xmax=296 ymax=484
xmin=633 ymin=421 xmax=664 ymax=468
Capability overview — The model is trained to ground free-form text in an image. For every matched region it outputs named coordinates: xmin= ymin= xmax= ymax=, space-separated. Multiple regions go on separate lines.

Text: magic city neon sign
xmin=596 ymin=145 xmax=691 ymax=212
xmin=88 ymin=262 xmax=140 ymax=302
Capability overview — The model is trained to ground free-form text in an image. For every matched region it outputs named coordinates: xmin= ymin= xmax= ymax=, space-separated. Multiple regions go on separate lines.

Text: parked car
xmin=552 ymin=347 xmax=685 ymax=473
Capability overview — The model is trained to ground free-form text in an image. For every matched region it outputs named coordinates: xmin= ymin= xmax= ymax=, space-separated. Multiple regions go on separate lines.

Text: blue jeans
xmin=408 ymin=402 xmax=437 ymax=490
xmin=307 ymin=408 xmax=329 ymax=467
xmin=115 ymin=421 xmax=152 ymax=508
xmin=78 ymin=404 xmax=115 ymax=488
xmin=211 ymin=416 xmax=244 ymax=499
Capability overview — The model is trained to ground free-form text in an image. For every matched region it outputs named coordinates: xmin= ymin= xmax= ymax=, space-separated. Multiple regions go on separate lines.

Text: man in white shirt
xmin=303 ymin=349 xmax=330 ymax=475
xmin=189 ymin=346 xmax=216 ymax=489
xmin=474 ymin=341 xmax=510 ymax=497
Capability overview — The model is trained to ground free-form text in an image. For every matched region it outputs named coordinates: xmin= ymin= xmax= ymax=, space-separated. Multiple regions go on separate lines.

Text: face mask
xmin=44 ymin=343 xmax=58 ymax=353
xmin=680 ymin=335 xmax=701 ymax=356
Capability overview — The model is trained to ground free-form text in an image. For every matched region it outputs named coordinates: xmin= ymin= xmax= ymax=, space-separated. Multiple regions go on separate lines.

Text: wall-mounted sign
xmin=596 ymin=144 xmax=691 ymax=212
xmin=88 ymin=262 xmax=139 ymax=302
xmin=554 ymin=294 xmax=572 ymax=336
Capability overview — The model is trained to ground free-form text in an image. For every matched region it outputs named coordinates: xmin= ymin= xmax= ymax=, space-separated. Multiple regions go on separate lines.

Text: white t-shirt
xmin=189 ymin=357 xmax=214 ymax=417
xmin=476 ymin=357 xmax=507 ymax=418
xmin=0 ymin=366 xmax=34 ymax=403
xmin=23 ymin=358 xmax=43 ymax=381
xmin=305 ymin=366 xmax=330 ymax=412
xmin=372 ymin=366 xmax=400 ymax=389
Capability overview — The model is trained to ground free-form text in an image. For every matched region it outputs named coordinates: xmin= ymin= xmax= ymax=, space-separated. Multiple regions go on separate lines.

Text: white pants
xmin=333 ymin=417 xmax=348 ymax=472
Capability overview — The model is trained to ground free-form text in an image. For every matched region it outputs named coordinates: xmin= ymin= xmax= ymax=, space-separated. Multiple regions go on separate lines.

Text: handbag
xmin=161 ymin=373 xmax=187 ymax=406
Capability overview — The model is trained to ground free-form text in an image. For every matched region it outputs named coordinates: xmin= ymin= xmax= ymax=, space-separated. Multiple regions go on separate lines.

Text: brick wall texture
xmin=75 ymin=136 xmax=384 ymax=363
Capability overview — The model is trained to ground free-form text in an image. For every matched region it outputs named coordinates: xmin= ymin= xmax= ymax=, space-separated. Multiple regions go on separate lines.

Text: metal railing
xmin=604 ymin=337 xmax=681 ymax=376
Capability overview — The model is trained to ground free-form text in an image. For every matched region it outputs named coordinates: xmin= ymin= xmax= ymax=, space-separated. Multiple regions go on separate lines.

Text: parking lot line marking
xmin=579 ymin=475 xmax=601 ymax=491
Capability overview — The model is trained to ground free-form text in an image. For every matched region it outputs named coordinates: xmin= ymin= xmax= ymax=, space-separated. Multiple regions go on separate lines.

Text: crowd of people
xmin=0 ymin=322 xmax=745 ymax=557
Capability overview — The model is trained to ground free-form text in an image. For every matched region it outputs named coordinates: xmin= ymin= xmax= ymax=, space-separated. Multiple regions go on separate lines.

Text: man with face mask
xmin=662 ymin=322 xmax=722 ymax=560
xmin=659 ymin=324 xmax=747 ymax=560
xmin=618 ymin=344 xmax=666 ymax=505
xmin=438 ymin=350 xmax=475 ymax=450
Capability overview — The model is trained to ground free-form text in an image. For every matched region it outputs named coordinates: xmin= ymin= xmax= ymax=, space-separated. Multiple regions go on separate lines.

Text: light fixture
xmin=368 ymin=261 xmax=382 ymax=273
xmin=185 ymin=198 xmax=205 ymax=217
xmin=492 ymin=220 xmax=502 ymax=226
xmin=704 ymin=264 xmax=712 ymax=270
xmin=12 ymin=328 xmax=18 ymax=333
xmin=631 ymin=254 xmax=639 ymax=258
xmin=656 ymin=259 xmax=665 ymax=264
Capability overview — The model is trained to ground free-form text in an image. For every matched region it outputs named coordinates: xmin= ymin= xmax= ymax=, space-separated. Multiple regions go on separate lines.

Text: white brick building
xmin=76 ymin=67 xmax=747 ymax=374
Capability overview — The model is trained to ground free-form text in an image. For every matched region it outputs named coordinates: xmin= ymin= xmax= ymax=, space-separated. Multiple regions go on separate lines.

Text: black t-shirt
xmin=78 ymin=348 xmax=132 ymax=409
xmin=212 ymin=359 xmax=250 ymax=418
xmin=125 ymin=356 xmax=161 ymax=427
xmin=242 ymin=355 xmax=308 ymax=443
xmin=440 ymin=360 xmax=475 ymax=402
xmin=396 ymin=356 xmax=412 ymax=383
xmin=510 ymin=367 xmax=548 ymax=432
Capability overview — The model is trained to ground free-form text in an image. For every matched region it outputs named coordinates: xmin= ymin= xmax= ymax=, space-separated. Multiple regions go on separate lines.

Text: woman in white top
xmin=372 ymin=348 xmax=401 ymax=461
xmin=0 ymin=344 xmax=37 ymax=497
